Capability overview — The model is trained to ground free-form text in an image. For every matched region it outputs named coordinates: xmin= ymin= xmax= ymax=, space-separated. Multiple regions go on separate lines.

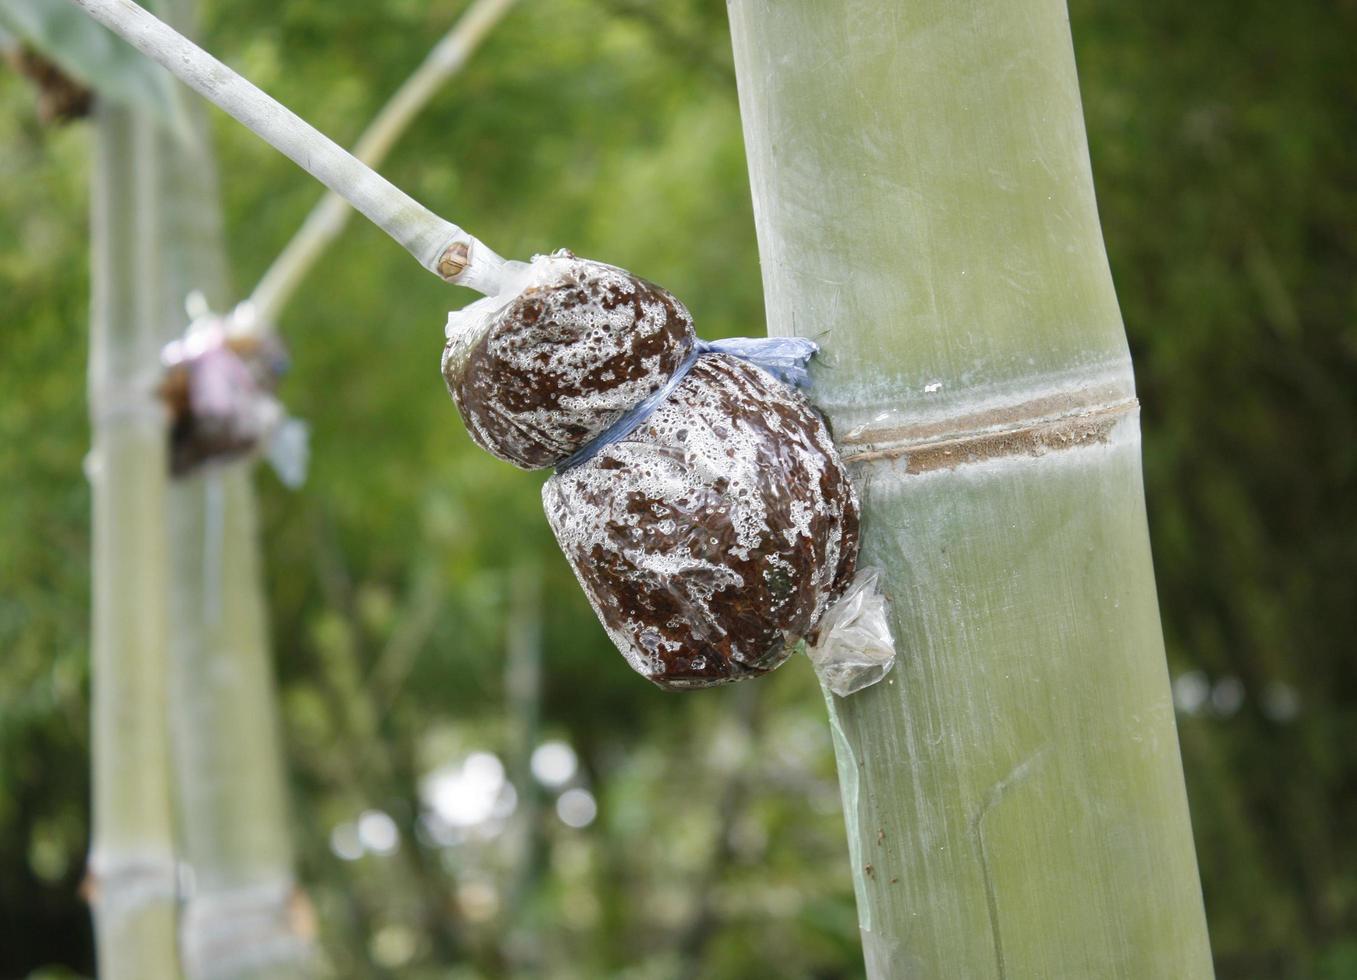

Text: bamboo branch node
xmin=87 ymin=379 xmax=169 ymax=428
xmin=181 ymin=878 xmax=316 ymax=978
xmin=839 ymin=388 xmax=1140 ymax=473
xmin=82 ymin=851 xmax=178 ymax=911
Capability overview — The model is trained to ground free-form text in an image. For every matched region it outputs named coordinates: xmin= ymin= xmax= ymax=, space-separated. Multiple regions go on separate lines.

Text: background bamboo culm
xmin=83 ymin=0 xmax=314 ymax=973
xmin=86 ymin=98 xmax=181 ymax=980
xmin=77 ymin=0 xmax=526 ymax=970
xmin=151 ymin=6 xmax=316 ymax=967
xmin=728 ymin=0 xmax=1215 ymax=975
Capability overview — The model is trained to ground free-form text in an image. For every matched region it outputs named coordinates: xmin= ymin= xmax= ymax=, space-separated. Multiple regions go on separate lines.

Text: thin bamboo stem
xmin=86 ymin=99 xmax=181 ymax=980
xmin=728 ymin=1 xmax=1213 ymax=975
xmin=66 ymin=0 xmax=510 ymax=293
xmin=248 ymin=0 xmax=520 ymax=326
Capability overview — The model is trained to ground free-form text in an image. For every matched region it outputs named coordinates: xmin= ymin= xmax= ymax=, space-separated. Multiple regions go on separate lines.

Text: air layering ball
xmin=442 ymin=250 xmax=861 ymax=690
xmin=544 ymin=354 xmax=860 ymax=690
xmin=442 ymin=251 xmax=696 ymax=470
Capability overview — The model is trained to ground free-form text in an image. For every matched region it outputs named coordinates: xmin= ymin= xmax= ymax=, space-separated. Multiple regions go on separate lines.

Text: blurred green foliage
xmin=0 ymin=0 xmax=188 ymax=128
xmin=0 ymin=0 xmax=1353 ymax=977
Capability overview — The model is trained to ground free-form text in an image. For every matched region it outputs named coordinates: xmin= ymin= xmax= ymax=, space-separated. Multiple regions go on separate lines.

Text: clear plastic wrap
xmin=805 ymin=568 xmax=897 ymax=697
xmin=442 ymin=251 xmax=696 ymax=470
xmin=442 ymin=250 xmax=897 ymax=691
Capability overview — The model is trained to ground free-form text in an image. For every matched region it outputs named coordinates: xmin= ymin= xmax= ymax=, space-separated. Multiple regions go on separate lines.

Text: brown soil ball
xmin=543 ymin=353 xmax=860 ymax=690
xmin=443 ymin=252 xmax=696 ymax=469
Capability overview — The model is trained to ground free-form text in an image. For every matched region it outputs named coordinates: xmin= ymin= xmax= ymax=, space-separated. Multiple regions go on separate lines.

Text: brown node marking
xmin=837 ymin=381 xmax=1132 ymax=453
xmin=843 ymin=397 xmax=1138 ymax=473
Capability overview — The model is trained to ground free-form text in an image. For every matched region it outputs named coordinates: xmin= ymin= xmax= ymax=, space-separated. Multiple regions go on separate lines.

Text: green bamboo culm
xmin=160 ymin=202 xmax=314 ymax=976
xmin=727 ymin=1 xmax=1214 ymax=976
xmin=86 ymin=100 xmax=181 ymax=980
xmin=166 ymin=467 xmax=312 ymax=980
xmin=150 ymin=1 xmax=315 ymax=975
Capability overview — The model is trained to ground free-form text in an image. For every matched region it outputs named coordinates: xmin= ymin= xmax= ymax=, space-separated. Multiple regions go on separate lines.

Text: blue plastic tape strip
xmin=555 ymin=336 xmax=819 ymax=474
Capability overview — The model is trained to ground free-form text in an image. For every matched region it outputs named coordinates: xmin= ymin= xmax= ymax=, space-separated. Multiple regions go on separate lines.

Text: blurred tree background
xmin=0 ymin=0 xmax=1353 ymax=977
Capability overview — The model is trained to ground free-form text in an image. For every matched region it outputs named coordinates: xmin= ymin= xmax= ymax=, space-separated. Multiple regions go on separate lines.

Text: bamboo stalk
xmin=166 ymin=471 xmax=313 ymax=980
xmin=65 ymin=0 xmax=510 ymax=293
xmin=148 ymin=10 xmax=522 ymax=963
xmin=727 ymin=1 xmax=1213 ymax=975
xmin=140 ymin=0 xmax=315 ymax=972
xmin=248 ymin=0 xmax=520 ymax=326
xmin=86 ymin=99 xmax=181 ymax=980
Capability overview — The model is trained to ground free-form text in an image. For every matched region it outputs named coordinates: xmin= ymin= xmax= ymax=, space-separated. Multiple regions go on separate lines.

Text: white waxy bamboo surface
xmin=729 ymin=0 xmax=1213 ymax=974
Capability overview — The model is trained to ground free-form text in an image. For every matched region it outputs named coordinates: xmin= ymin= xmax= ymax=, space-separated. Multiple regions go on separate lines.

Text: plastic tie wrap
xmin=556 ymin=336 xmax=820 ymax=473
xmin=806 ymin=568 xmax=897 ymax=697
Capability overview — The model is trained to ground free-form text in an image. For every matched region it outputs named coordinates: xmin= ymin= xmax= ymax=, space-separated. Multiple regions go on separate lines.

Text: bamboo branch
xmin=367 ymin=566 xmax=444 ymax=720
xmin=66 ymin=0 xmax=511 ymax=294
xmin=248 ymin=0 xmax=519 ymax=326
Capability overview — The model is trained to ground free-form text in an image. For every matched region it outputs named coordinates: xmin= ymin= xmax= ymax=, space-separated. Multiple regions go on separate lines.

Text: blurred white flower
xmin=329 ymin=822 xmax=362 ymax=861
xmin=1211 ymin=676 xmax=1245 ymax=717
xmin=420 ymin=751 xmax=511 ymax=834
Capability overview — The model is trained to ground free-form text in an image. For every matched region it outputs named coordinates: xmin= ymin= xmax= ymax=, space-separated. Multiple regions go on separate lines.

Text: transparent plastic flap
xmin=807 ymin=567 xmax=897 ymax=697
